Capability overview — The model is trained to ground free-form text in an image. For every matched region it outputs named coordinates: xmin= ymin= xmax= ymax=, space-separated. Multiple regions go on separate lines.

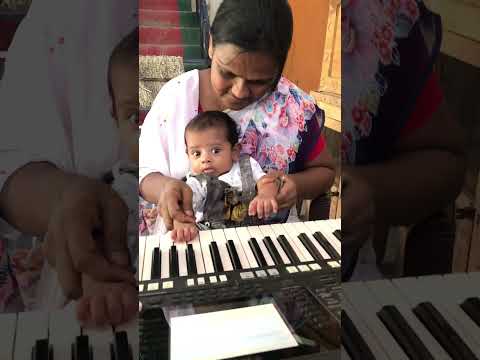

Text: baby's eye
xmin=212 ymin=148 xmax=221 ymax=154
xmin=192 ymin=151 xmax=201 ymax=158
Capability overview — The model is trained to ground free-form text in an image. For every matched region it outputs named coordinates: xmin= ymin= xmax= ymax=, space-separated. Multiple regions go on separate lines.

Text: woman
xmin=139 ymin=0 xmax=335 ymax=228
xmin=341 ymin=0 xmax=466 ymax=280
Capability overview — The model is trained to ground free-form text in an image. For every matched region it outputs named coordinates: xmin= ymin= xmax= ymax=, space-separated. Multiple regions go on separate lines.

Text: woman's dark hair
xmin=185 ymin=111 xmax=240 ymax=147
xmin=210 ymin=0 xmax=293 ymax=90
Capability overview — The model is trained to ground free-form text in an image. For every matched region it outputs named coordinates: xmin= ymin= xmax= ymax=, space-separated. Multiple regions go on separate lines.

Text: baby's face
xmin=185 ymin=127 xmax=239 ymax=177
xmin=111 ymin=62 xmax=139 ymax=163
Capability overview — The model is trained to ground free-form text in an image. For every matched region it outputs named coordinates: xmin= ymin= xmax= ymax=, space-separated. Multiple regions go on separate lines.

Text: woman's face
xmin=209 ymin=43 xmax=279 ymax=111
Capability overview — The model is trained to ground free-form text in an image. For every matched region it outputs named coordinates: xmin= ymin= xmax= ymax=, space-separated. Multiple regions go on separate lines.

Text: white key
xmin=141 ymin=235 xmax=157 ymax=281
xmin=223 ymin=227 xmax=251 ymax=269
xmin=83 ymin=325 xmax=114 ymax=360
xmin=50 ymin=302 xmax=81 ymax=360
xmin=343 ymin=282 xmax=409 ymax=360
xmin=14 ymin=310 xmax=49 ymax=360
xmin=247 ymin=226 xmax=275 ymax=266
xmin=314 ymin=220 xmax=342 ymax=256
xmin=138 ymin=235 xmax=147 ymax=281
xmin=211 ymin=229 xmax=234 ymax=271
xmin=160 ymin=233 xmax=173 ymax=279
xmin=341 ymin=346 xmax=352 ymax=360
xmin=176 ymin=240 xmax=188 ymax=277
xmin=189 ymin=233 xmax=206 ymax=274
xmin=0 ymin=313 xmax=16 ymax=359
xmin=199 ymin=230 xmax=215 ymax=273
xmin=235 ymin=226 xmax=259 ymax=268
xmin=292 ymin=222 xmax=331 ymax=260
xmin=393 ymin=276 xmax=480 ymax=357
xmin=258 ymin=225 xmax=290 ymax=264
xmin=116 ymin=318 xmax=139 ymax=360
xmin=279 ymin=223 xmax=314 ymax=262
xmin=365 ymin=280 xmax=450 ymax=359
xmin=343 ymin=296 xmax=391 ymax=359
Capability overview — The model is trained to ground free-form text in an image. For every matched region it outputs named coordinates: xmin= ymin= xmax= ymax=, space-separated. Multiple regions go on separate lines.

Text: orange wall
xmin=283 ymin=0 xmax=330 ymax=94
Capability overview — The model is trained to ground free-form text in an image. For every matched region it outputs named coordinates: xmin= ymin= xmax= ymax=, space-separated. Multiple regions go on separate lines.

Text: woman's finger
xmin=159 ymin=202 xmax=174 ymax=231
xmin=107 ymin=291 xmax=123 ymax=326
xmin=91 ymin=295 xmax=108 ymax=327
xmin=180 ymin=185 xmax=194 ymax=218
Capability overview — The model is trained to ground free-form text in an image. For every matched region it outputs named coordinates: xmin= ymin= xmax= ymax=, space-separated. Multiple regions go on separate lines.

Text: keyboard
xmin=343 ymin=272 xmax=480 ymax=360
xmin=0 ymin=302 xmax=139 ymax=360
xmin=138 ymin=220 xmax=342 ymax=360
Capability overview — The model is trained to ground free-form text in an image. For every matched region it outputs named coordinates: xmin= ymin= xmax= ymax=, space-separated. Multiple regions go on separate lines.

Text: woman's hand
xmin=158 ymin=178 xmax=195 ymax=230
xmin=274 ymin=174 xmax=298 ymax=209
xmin=43 ymin=176 xmax=136 ymax=300
xmin=341 ymin=167 xmax=376 ymax=256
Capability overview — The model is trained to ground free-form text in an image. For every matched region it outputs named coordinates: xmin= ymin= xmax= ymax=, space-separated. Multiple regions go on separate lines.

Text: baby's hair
xmin=185 ymin=111 xmax=239 ymax=147
xmin=107 ymin=27 xmax=139 ymax=105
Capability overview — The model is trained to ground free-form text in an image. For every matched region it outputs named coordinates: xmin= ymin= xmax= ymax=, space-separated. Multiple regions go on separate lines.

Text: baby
xmin=172 ymin=110 xmax=282 ymax=242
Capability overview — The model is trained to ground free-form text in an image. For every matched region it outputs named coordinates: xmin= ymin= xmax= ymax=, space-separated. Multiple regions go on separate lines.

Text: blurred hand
xmin=248 ymin=195 xmax=279 ymax=219
xmin=158 ymin=178 xmax=195 ymax=230
xmin=43 ymin=176 xmax=135 ymax=299
xmin=171 ymin=220 xmax=198 ymax=243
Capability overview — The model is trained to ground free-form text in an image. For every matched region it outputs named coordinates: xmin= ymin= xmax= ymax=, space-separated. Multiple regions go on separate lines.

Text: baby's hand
xmin=76 ymin=274 xmax=137 ymax=328
xmin=171 ymin=219 xmax=198 ymax=242
xmin=248 ymin=195 xmax=279 ymax=219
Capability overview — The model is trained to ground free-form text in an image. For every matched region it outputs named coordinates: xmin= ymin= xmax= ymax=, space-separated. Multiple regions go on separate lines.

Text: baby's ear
xmin=232 ymin=144 xmax=241 ymax=161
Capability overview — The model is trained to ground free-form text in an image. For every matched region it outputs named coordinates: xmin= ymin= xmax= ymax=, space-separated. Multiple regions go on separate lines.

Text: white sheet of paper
xmin=170 ymin=304 xmax=298 ymax=360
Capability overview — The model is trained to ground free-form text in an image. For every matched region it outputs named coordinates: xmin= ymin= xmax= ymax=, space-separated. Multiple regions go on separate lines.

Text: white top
xmin=187 ymin=157 xmax=266 ymax=222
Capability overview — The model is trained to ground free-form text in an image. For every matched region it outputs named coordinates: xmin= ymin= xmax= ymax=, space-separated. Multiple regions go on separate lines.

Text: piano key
xmin=365 ymin=279 xmax=450 ymax=359
xmin=14 ymin=310 xmax=49 ymax=360
xmin=341 ymin=346 xmax=353 ymax=360
xmin=413 ymin=302 xmax=476 ymax=360
xmin=169 ymin=245 xmax=179 ymax=278
xmin=49 ymin=303 xmax=81 ymax=360
xmin=235 ymin=227 xmax=259 ymax=268
xmin=292 ymin=222 xmax=332 ymax=261
xmin=188 ymin=233 xmax=206 ymax=275
xmin=73 ymin=335 xmax=91 ymax=360
xmin=246 ymin=226 xmax=275 ymax=266
xmin=159 ymin=234 xmax=172 ymax=279
xmin=263 ymin=236 xmax=283 ymax=265
xmin=248 ymin=237 xmax=268 ymax=267
xmin=199 ymin=230 xmax=215 ymax=274
xmin=314 ymin=231 xmax=340 ymax=259
xmin=392 ymin=276 xmax=480 ymax=358
xmin=151 ymin=247 xmax=161 ymax=279
xmin=298 ymin=232 xmax=325 ymax=262
xmin=224 ymin=227 xmax=251 ymax=269
xmin=186 ymin=243 xmax=198 ymax=275
xmin=276 ymin=234 xmax=300 ymax=264
xmin=0 ymin=313 xmax=16 ymax=359
xmin=211 ymin=229 xmax=234 ymax=271
xmin=115 ymin=318 xmax=139 ymax=360
xmin=33 ymin=339 xmax=49 ymax=360
xmin=258 ymin=225 xmax=291 ymax=264
xmin=333 ymin=229 xmax=342 ymax=241
xmin=377 ymin=305 xmax=435 ymax=360
xmin=82 ymin=326 xmax=114 ymax=360
xmin=271 ymin=223 xmax=311 ymax=262
xmin=226 ymin=239 xmax=242 ymax=270
xmin=342 ymin=296 xmax=391 ymax=359
xmin=142 ymin=235 xmax=158 ymax=281
xmin=310 ymin=220 xmax=342 ymax=257
xmin=176 ymin=240 xmax=188 ymax=277
xmin=343 ymin=282 xmax=410 ymax=360
xmin=113 ymin=331 xmax=132 ymax=360
xmin=209 ymin=241 xmax=224 ymax=272
xmin=341 ymin=309 xmax=376 ymax=360
xmin=138 ymin=235 xmax=147 ymax=282
xmin=461 ymin=298 xmax=480 ymax=327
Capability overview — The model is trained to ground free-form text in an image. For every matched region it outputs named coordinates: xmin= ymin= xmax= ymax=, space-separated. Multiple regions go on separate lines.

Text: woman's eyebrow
xmin=217 ymin=63 xmax=273 ymax=82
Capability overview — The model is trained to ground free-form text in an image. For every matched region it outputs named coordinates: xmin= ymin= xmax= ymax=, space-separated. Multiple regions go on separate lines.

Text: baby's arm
xmin=249 ymin=174 xmax=281 ymax=219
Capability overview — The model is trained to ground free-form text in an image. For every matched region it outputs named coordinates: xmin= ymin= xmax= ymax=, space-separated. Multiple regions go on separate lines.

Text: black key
xmin=277 ymin=235 xmax=300 ymax=264
xmin=313 ymin=231 xmax=340 ymax=259
xmin=32 ymin=339 xmax=49 ymax=360
xmin=461 ymin=297 xmax=480 ymax=328
xmin=226 ymin=239 xmax=242 ymax=270
xmin=186 ymin=243 xmax=197 ymax=275
xmin=298 ymin=233 xmax=324 ymax=262
xmin=378 ymin=305 xmax=433 ymax=360
xmin=333 ymin=229 xmax=342 ymax=242
xmin=72 ymin=335 xmax=91 ymax=360
xmin=151 ymin=247 xmax=161 ymax=279
xmin=342 ymin=310 xmax=376 ymax=360
xmin=112 ymin=331 xmax=132 ymax=360
xmin=248 ymin=238 xmax=267 ymax=267
xmin=413 ymin=302 xmax=477 ymax=360
xmin=263 ymin=236 xmax=283 ymax=265
xmin=169 ymin=246 xmax=179 ymax=278
xmin=209 ymin=241 xmax=224 ymax=272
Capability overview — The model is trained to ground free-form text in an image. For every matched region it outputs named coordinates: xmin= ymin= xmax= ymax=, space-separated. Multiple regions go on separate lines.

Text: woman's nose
xmin=231 ymin=78 xmax=250 ymax=99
